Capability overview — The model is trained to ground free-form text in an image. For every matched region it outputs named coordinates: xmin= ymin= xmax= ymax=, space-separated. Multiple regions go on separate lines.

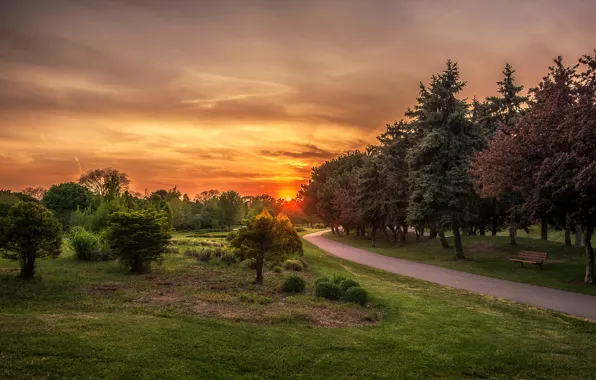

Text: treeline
xmin=299 ymin=51 xmax=596 ymax=284
xmin=1 ymin=168 xmax=312 ymax=234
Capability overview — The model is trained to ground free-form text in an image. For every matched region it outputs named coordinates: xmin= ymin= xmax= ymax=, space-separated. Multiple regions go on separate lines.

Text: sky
xmin=1 ymin=0 xmax=595 ymax=199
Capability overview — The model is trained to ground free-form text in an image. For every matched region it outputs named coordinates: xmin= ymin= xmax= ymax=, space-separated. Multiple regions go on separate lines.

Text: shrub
xmin=339 ymin=279 xmax=360 ymax=293
xmin=344 ymin=287 xmax=368 ymax=306
xmin=240 ymin=258 xmax=257 ymax=270
xmin=68 ymin=226 xmax=112 ymax=261
xmin=106 ymin=209 xmax=171 ymax=273
xmin=198 ymin=250 xmax=212 ymax=262
xmin=332 ymin=274 xmax=348 ymax=284
xmin=283 ymin=259 xmax=304 ymax=272
xmin=164 ymin=246 xmax=179 ymax=254
xmin=282 ymin=275 xmax=306 ymax=293
xmin=295 ymin=227 xmax=306 ymax=232
xmin=183 ymin=247 xmax=200 ymax=257
xmin=219 ymin=253 xmax=237 ymax=265
xmin=273 ymin=265 xmax=283 ymax=273
xmin=315 ymin=281 xmax=341 ymax=300
xmin=314 ymin=276 xmax=330 ymax=286
xmin=2 ymin=202 xmax=62 ymax=279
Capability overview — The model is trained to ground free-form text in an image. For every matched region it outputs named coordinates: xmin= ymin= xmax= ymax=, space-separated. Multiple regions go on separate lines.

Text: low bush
xmin=315 ymin=281 xmax=341 ymax=300
xmin=295 ymin=227 xmax=306 ymax=232
xmin=332 ymin=274 xmax=348 ymax=284
xmin=273 ymin=266 xmax=283 ymax=273
xmin=240 ymin=258 xmax=257 ymax=270
xmin=344 ymin=287 xmax=368 ymax=306
xmin=198 ymin=250 xmax=212 ymax=262
xmin=314 ymin=276 xmax=330 ymax=286
xmin=283 ymin=259 xmax=304 ymax=272
xmin=219 ymin=253 xmax=237 ymax=265
xmin=164 ymin=245 xmax=179 ymax=254
xmin=68 ymin=226 xmax=111 ymax=261
xmin=283 ymin=275 xmax=306 ymax=293
xmin=183 ymin=247 xmax=200 ymax=257
xmin=339 ymin=279 xmax=360 ymax=293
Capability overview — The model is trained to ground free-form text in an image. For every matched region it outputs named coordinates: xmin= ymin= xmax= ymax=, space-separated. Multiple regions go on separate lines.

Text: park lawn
xmin=324 ymin=231 xmax=596 ymax=295
xmin=0 ymin=235 xmax=594 ymax=379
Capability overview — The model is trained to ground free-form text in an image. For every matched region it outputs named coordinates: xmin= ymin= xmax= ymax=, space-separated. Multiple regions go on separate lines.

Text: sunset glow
xmin=1 ymin=1 xmax=595 ymax=197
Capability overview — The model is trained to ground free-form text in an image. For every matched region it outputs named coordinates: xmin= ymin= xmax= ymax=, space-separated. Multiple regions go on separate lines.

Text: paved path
xmin=304 ymin=230 xmax=596 ymax=320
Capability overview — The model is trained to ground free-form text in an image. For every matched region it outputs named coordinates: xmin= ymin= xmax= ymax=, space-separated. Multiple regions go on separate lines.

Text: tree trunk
xmin=509 ymin=225 xmax=517 ymax=246
xmin=419 ymin=226 xmax=424 ymax=239
xmin=21 ymin=253 xmax=36 ymax=279
xmin=391 ymin=226 xmax=399 ymax=244
xmin=334 ymin=226 xmax=341 ymax=236
xmin=255 ymin=254 xmax=264 ymax=284
xmin=356 ymin=227 xmax=360 ymax=237
xmin=330 ymin=227 xmax=336 ymax=235
xmin=584 ymin=224 xmax=594 ymax=284
xmin=402 ymin=223 xmax=408 ymax=242
xmin=540 ymin=218 xmax=548 ymax=241
xmin=479 ymin=221 xmax=486 ymax=236
xmin=371 ymin=226 xmax=377 ymax=248
xmin=345 ymin=227 xmax=350 ymax=236
xmin=564 ymin=213 xmax=572 ymax=246
xmin=429 ymin=222 xmax=438 ymax=239
xmin=453 ymin=225 xmax=464 ymax=260
xmin=491 ymin=198 xmax=498 ymax=236
xmin=575 ymin=224 xmax=582 ymax=247
xmin=438 ymin=230 xmax=450 ymax=249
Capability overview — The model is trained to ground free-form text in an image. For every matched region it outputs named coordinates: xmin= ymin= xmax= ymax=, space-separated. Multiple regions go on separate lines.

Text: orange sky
xmin=1 ymin=0 xmax=595 ymax=199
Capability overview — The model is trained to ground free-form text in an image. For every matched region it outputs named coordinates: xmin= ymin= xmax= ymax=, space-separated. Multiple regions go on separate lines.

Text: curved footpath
xmin=304 ymin=230 xmax=596 ymax=320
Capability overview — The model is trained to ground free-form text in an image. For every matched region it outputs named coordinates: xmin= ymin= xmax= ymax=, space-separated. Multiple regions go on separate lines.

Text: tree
xmin=42 ymin=182 xmax=94 ymax=228
xmin=219 ymin=190 xmax=244 ymax=230
xmin=106 ymin=209 xmax=172 ymax=273
xmin=406 ymin=60 xmax=482 ymax=259
xmin=21 ymin=187 xmax=46 ymax=200
xmin=79 ymin=168 xmax=131 ymax=198
xmin=194 ymin=189 xmax=220 ymax=205
xmin=2 ymin=202 xmax=62 ymax=279
xmin=230 ymin=210 xmax=302 ymax=284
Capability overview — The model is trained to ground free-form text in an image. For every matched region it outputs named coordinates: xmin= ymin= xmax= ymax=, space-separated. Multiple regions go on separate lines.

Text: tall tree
xmin=219 ymin=190 xmax=244 ymax=230
xmin=79 ymin=168 xmax=131 ymax=198
xmin=406 ymin=60 xmax=481 ymax=259
xmin=42 ymin=182 xmax=94 ymax=228
xmin=21 ymin=187 xmax=46 ymax=200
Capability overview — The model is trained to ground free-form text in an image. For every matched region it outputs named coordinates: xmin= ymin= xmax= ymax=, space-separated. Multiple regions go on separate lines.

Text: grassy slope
xmin=325 ymin=231 xmax=596 ymax=295
xmin=0 ymin=231 xmax=594 ymax=379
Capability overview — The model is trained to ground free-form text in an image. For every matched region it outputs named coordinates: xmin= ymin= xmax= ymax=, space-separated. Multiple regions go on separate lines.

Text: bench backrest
xmin=517 ymin=251 xmax=548 ymax=261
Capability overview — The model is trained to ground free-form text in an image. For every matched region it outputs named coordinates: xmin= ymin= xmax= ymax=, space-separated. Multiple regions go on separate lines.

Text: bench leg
xmin=539 ymin=263 xmax=543 ymax=270
xmin=519 ymin=262 xmax=524 ymax=268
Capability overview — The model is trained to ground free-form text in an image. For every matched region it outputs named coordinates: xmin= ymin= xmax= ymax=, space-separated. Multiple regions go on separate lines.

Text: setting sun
xmin=285 ymin=196 xmax=293 ymax=202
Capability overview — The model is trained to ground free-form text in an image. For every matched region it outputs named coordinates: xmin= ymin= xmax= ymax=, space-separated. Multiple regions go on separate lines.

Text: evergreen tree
xmin=406 ymin=60 xmax=481 ymax=259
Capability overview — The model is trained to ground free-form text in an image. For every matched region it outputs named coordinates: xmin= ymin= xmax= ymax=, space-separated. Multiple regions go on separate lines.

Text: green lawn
xmin=325 ymin=231 xmax=596 ymax=295
xmin=0 ymin=233 xmax=595 ymax=379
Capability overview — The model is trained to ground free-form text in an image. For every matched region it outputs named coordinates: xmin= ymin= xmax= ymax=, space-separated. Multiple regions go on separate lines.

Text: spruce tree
xmin=406 ymin=61 xmax=481 ymax=259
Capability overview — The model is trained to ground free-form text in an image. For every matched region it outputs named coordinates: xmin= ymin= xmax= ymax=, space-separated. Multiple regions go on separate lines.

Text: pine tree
xmin=406 ymin=61 xmax=481 ymax=259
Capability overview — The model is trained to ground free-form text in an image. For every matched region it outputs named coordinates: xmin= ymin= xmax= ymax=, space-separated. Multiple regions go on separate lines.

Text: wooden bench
xmin=510 ymin=251 xmax=548 ymax=270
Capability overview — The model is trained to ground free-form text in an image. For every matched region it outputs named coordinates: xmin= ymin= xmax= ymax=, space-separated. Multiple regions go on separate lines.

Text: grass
xmin=324 ymin=230 xmax=596 ymax=295
xmin=0 ymin=231 xmax=595 ymax=379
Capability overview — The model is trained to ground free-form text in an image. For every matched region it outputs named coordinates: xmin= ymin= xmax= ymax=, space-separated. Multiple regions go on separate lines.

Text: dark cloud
xmin=260 ymin=144 xmax=337 ymax=160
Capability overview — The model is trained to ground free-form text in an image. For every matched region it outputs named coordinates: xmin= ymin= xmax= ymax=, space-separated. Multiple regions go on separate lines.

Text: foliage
xmin=343 ymin=287 xmax=368 ymax=306
xmin=21 ymin=187 xmax=46 ymax=200
xmin=2 ymin=202 xmax=62 ymax=279
xmin=240 ymin=258 xmax=257 ymax=270
xmin=273 ymin=265 xmax=283 ymax=273
xmin=332 ymin=274 xmax=348 ymax=285
xmin=219 ymin=190 xmax=244 ymax=229
xmin=315 ymin=281 xmax=341 ymax=300
xmin=42 ymin=182 xmax=93 ymax=228
xmin=67 ymin=227 xmax=111 ymax=261
xmin=339 ymin=279 xmax=360 ymax=293
xmin=229 ymin=210 xmax=302 ymax=284
xmin=282 ymin=275 xmax=306 ymax=293
xmin=105 ymin=209 xmax=171 ymax=273
xmin=282 ymin=259 xmax=303 ymax=272
xmin=219 ymin=252 xmax=237 ymax=265
xmin=314 ymin=276 xmax=331 ymax=286
xmin=78 ymin=168 xmax=131 ymax=198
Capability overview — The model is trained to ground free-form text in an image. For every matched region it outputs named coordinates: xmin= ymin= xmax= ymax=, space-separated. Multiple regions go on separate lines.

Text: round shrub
xmin=283 ymin=259 xmax=304 ymax=272
xmin=339 ymin=279 xmax=360 ymax=293
xmin=332 ymin=274 xmax=348 ymax=284
xmin=315 ymin=281 xmax=341 ymax=300
xmin=314 ymin=276 xmax=330 ymax=286
xmin=240 ymin=258 xmax=257 ymax=270
xmin=198 ymin=250 xmax=212 ymax=262
xmin=282 ymin=275 xmax=306 ymax=293
xmin=344 ymin=287 xmax=368 ymax=306
xmin=273 ymin=266 xmax=283 ymax=273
